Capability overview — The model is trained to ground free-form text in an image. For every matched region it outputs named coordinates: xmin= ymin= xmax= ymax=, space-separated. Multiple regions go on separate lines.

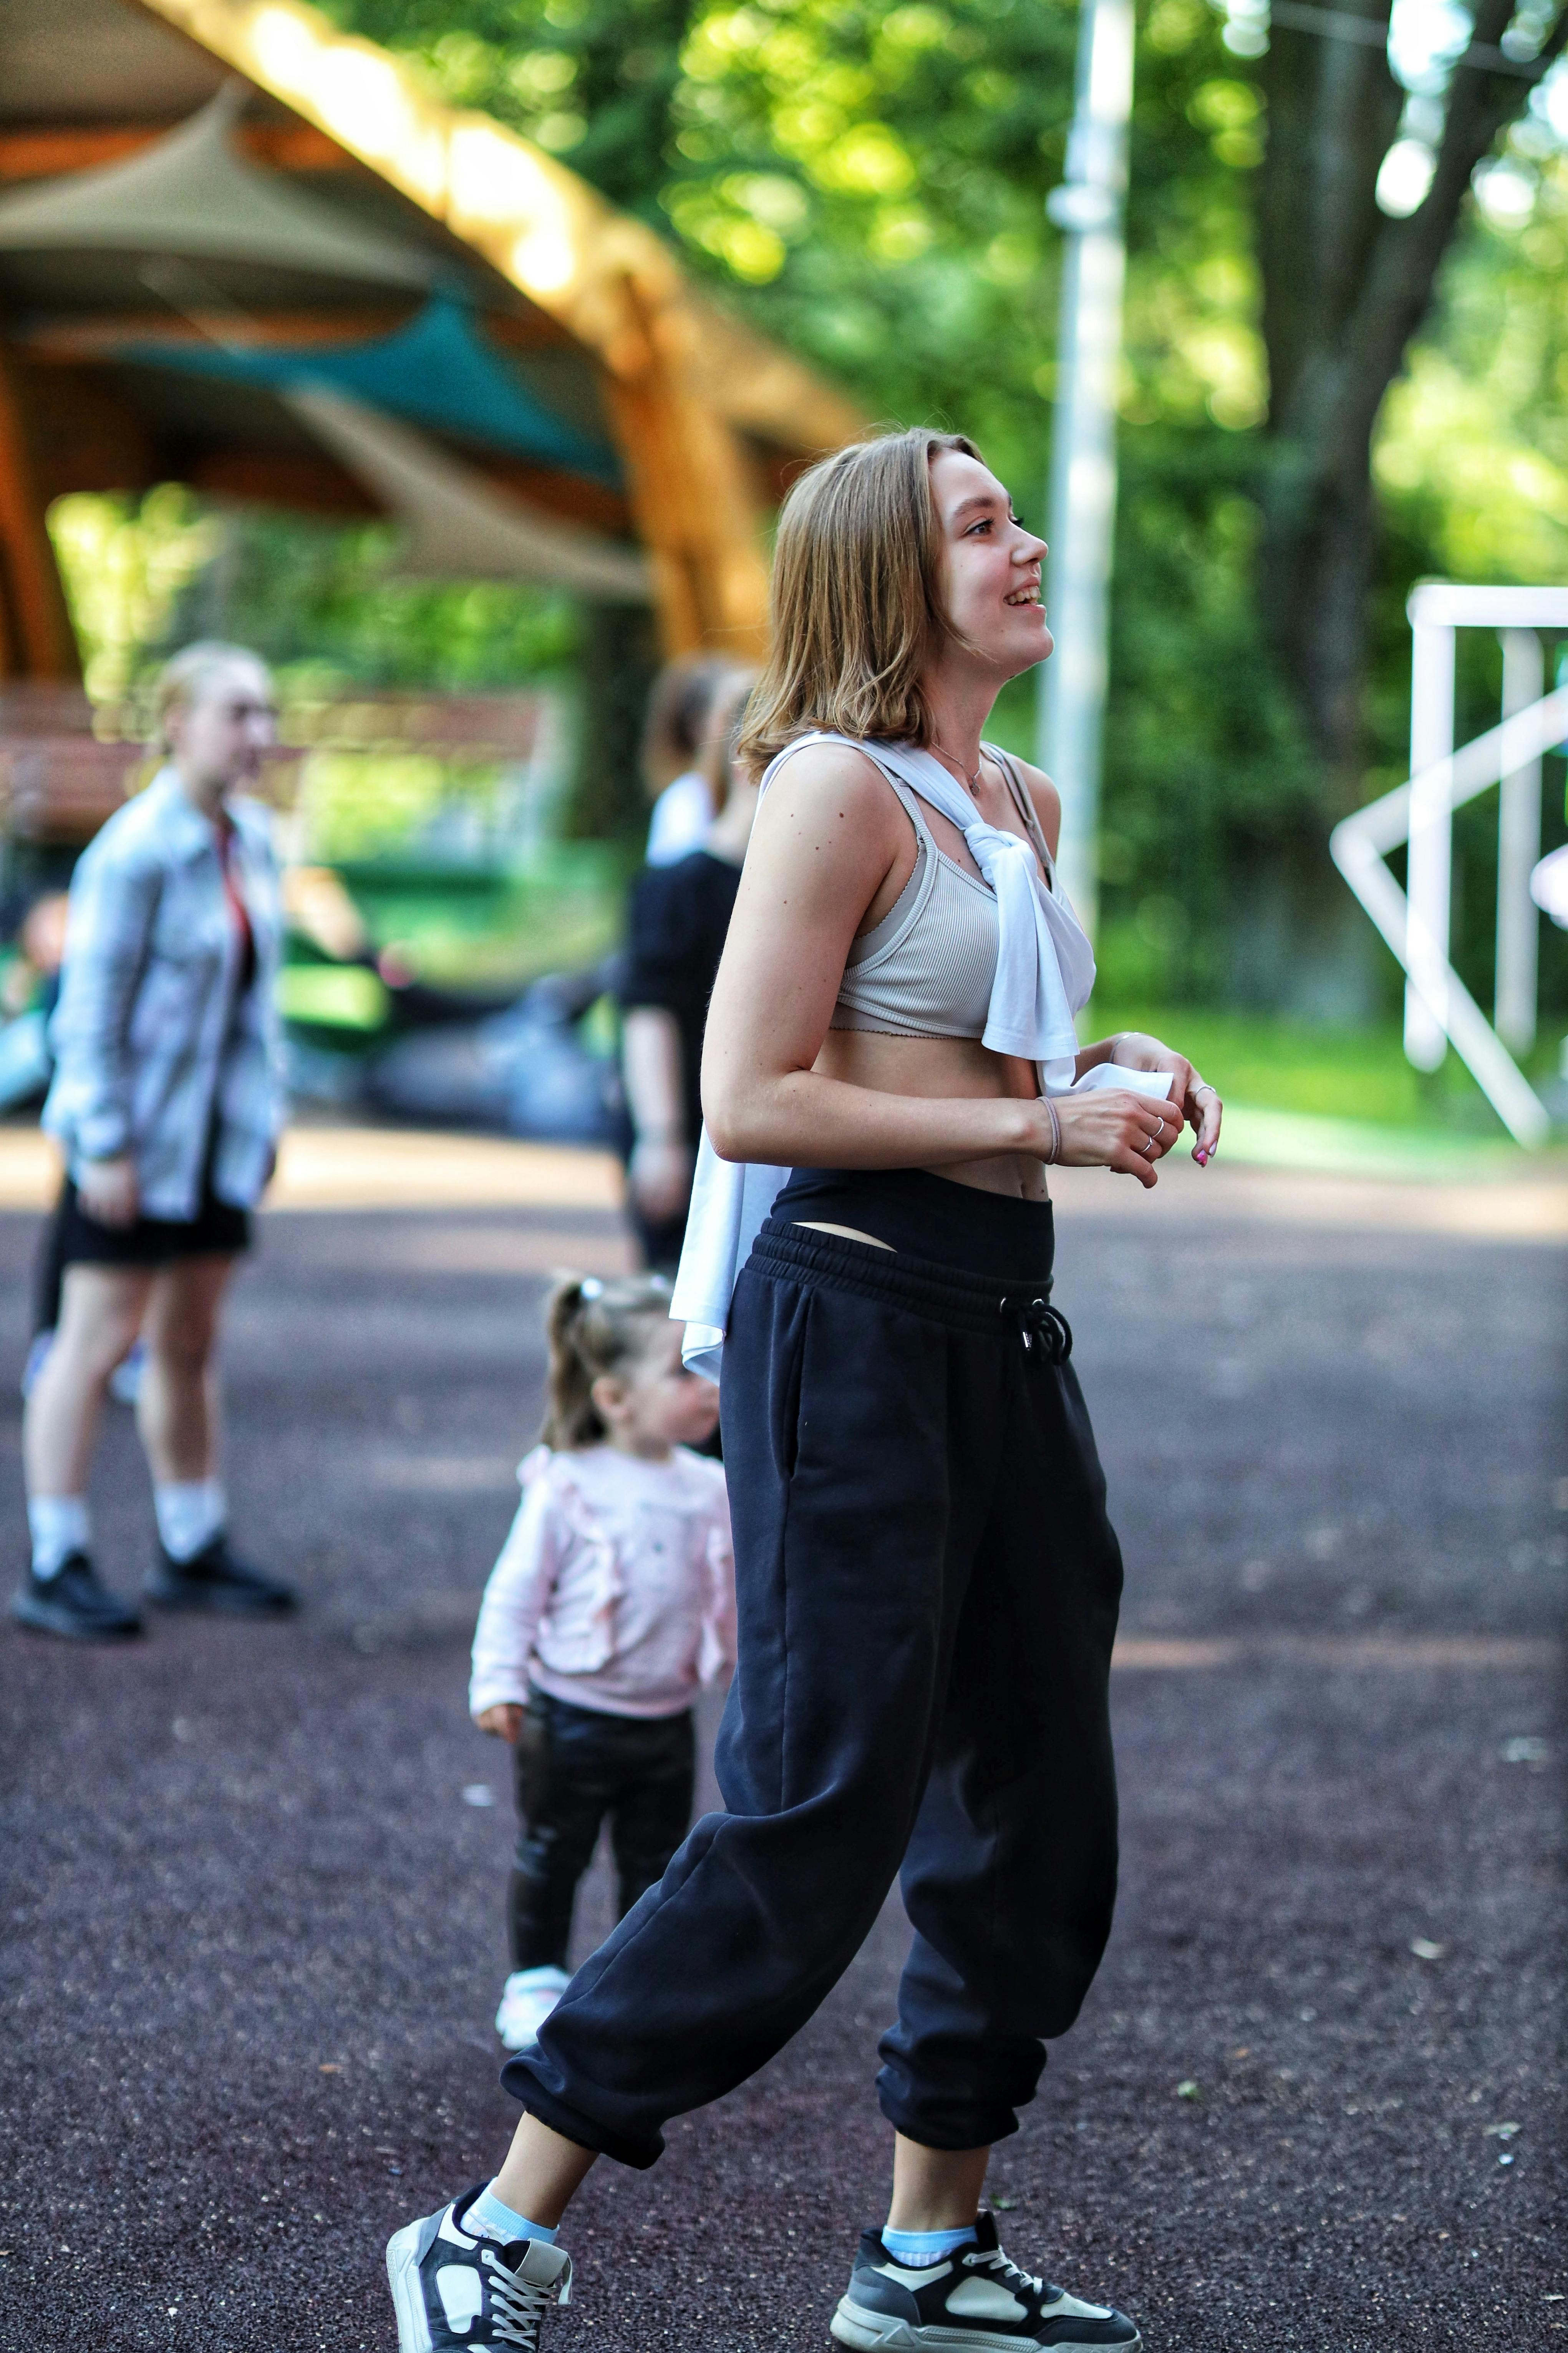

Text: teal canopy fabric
xmin=118 ymin=297 xmax=619 ymax=485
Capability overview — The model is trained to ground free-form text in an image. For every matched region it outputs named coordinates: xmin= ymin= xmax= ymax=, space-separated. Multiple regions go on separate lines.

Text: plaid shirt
xmin=43 ymin=768 xmax=285 ymax=1220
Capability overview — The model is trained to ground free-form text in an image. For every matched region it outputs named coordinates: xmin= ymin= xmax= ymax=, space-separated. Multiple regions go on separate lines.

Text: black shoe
xmin=11 ymin=1553 xmax=143 ymax=1641
xmin=387 ymin=2184 xmax=573 ymax=2351
xmin=145 ymin=1533 xmax=297 ymax=1616
xmin=831 ymin=2213 xmax=1140 ymax=2351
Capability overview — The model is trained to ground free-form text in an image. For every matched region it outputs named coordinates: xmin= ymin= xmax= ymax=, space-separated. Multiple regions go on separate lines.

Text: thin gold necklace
xmin=932 ymin=741 xmax=984 ymax=793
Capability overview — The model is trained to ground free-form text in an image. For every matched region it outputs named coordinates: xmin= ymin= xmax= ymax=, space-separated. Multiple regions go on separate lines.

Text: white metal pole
xmin=1495 ymin=627 xmax=1543 ymax=1054
xmin=1036 ymin=0 xmax=1135 ymax=937
xmin=1404 ymin=612 xmax=1454 ymax=1069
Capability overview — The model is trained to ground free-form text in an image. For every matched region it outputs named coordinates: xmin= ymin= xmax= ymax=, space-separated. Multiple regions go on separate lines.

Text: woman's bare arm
xmin=701 ymin=747 xmax=1170 ymax=1183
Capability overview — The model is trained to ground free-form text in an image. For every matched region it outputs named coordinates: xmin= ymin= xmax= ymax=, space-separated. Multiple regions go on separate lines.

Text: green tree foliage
xmin=265 ymin=0 xmax=1568 ymax=1017
xmin=323 ymin=0 xmax=699 ymax=211
xmin=326 ymin=0 xmax=1320 ymax=999
xmin=1250 ymin=0 xmax=1566 ymax=809
xmin=50 ymin=491 xmax=579 ymax=699
xmin=160 ymin=507 xmax=580 ymax=689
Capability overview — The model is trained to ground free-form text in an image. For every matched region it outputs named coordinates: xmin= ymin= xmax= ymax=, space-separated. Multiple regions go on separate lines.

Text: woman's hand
xmin=1102 ymin=1032 xmax=1223 ymax=1165
xmin=623 ymin=1009 xmax=693 ymax=1218
xmin=475 ymin=1703 xmax=524 ymax=1744
xmin=628 ymin=1136 xmax=693 ymax=1222
xmin=1046 ymin=1090 xmax=1177 ymax=1189
xmin=78 ymin=1155 xmax=139 ymax=1227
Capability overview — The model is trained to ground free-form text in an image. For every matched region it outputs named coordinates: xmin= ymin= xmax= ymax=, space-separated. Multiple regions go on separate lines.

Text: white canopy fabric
xmin=286 ymin=385 xmax=651 ymax=600
xmin=0 ymin=82 xmax=431 ymax=287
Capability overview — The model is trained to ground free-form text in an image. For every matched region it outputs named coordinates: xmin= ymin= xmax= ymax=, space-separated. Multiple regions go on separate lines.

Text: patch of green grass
xmin=1087 ymin=1004 xmax=1556 ymax=1137
xmin=1202 ymin=1105 xmax=1529 ymax=1180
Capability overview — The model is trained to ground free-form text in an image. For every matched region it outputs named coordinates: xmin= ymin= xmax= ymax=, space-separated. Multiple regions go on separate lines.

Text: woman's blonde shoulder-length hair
xmin=735 ymin=426 xmax=981 ymax=780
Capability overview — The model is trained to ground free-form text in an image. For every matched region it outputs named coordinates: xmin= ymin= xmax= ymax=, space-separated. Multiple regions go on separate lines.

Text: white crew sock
xmin=29 ymin=1495 xmax=91 ymax=1580
xmin=154 ymin=1479 xmax=226 ymax=1563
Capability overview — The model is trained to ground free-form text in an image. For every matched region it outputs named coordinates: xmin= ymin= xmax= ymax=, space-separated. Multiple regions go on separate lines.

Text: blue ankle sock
xmin=882 ymin=2224 xmax=979 ymax=2268
xmin=469 ymin=2183 xmax=557 ymax=2247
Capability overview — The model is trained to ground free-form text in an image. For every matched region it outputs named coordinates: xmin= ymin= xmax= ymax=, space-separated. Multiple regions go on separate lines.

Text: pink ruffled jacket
xmin=469 ymin=1443 xmax=736 ymax=1722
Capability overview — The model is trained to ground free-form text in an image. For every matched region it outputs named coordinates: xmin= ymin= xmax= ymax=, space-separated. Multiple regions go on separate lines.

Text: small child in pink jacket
xmin=471 ymin=1272 xmax=733 ymax=2053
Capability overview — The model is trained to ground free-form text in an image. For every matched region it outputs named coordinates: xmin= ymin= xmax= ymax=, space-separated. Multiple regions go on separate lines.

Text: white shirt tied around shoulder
xmin=469 ymin=1442 xmax=735 ymax=1723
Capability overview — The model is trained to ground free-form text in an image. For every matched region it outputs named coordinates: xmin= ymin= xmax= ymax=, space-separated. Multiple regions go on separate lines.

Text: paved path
xmin=1 ymin=1154 xmax=1563 ymax=2351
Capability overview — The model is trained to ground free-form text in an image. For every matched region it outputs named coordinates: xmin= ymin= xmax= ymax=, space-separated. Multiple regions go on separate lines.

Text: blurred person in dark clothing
xmin=620 ymin=672 xmax=758 ymax=1273
xmin=640 ymin=655 xmax=735 ymax=869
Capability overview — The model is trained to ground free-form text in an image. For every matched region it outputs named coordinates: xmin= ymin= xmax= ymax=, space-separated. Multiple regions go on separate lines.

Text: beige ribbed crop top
xmin=831 ymin=746 xmax=1054 ymax=1040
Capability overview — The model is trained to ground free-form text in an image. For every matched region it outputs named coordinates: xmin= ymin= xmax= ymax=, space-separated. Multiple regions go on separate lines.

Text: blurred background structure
xmin=0 ymin=0 xmax=861 ymax=1136
xmin=1 ymin=0 xmax=1566 ymax=1161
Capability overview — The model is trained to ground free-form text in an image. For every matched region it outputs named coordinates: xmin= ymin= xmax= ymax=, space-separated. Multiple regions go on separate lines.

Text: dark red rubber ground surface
xmin=2 ymin=1196 xmax=1563 ymax=2351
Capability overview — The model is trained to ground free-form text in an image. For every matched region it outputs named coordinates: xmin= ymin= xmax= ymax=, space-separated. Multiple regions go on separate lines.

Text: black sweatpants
xmin=504 ymin=1168 xmax=1124 ymax=2164
xmin=510 ymin=1688 xmax=696 ymax=1972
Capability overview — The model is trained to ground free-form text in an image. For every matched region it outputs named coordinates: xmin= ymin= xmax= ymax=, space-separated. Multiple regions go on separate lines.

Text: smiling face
xmin=929 ymin=448 xmax=1052 ymax=680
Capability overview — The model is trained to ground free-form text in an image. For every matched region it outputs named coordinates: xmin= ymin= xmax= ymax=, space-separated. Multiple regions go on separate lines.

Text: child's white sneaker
xmin=495 ymin=1965 xmax=570 ymax=2050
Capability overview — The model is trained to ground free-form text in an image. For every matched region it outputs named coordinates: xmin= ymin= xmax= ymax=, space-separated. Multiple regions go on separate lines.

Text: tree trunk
xmin=1258 ymin=419 xmax=1381 ymax=817
xmin=1256 ymin=1 xmax=1399 ymax=805
xmin=1253 ymin=0 xmax=1566 ymax=803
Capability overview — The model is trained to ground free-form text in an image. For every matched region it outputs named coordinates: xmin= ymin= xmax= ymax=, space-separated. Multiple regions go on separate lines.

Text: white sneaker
xmin=831 ymin=2215 xmax=1140 ymax=2351
xmin=495 ymin=1965 xmax=570 ymax=2051
xmin=387 ymin=2184 xmax=572 ymax=2351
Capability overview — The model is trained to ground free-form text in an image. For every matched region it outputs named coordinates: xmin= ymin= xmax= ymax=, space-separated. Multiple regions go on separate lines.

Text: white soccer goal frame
xmin=1329 ymin=583 xmax=1567 ymax=1148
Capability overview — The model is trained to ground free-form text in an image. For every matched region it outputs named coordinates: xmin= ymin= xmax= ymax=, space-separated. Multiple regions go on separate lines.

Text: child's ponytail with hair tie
xmin=540 ymin=1271 xmax=675 ymax=1450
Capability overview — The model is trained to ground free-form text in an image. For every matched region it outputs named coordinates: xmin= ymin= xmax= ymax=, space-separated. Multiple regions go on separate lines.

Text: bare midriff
xmin=811 ymin=1029 xmax=1049 ymax=1201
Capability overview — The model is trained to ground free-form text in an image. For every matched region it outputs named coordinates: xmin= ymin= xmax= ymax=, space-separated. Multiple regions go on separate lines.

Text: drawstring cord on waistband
xmin=1001 ymin=1293 xmax=1073 ymax=1362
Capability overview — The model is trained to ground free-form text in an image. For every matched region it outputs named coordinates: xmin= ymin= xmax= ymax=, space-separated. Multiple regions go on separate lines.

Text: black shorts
xmin=55 ymin=1176 xmax=252 ymax=1273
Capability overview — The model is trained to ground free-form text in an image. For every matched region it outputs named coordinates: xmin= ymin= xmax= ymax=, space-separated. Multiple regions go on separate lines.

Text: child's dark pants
xmin=510 ymin=1689 xmax=696 ymax=1971
xmin=504 ymin=1172 xmax=1123 ymax=2165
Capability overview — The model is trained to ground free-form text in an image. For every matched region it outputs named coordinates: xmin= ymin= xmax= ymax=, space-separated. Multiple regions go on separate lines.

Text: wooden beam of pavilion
xmin=0 ymin=345 xmax=81 ymax=681
xmin=0 ymin=123 xmax=349 ymax=178
xmin=135 ymin=0 xmax=864 ymax=651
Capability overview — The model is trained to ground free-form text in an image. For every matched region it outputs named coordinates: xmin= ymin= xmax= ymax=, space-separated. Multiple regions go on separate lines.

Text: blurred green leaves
xmin=85 ymin=0 xmax=1567 ymax=1021
xmin=1376 ymin=172 xmax=1568 ymax=588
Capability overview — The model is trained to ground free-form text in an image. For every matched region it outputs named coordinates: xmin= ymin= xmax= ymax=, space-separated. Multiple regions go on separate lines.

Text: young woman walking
xmin=11 ymin=641 xmax=295 ymax=1641
xmin=386 ymin=431 xmax=1222 ymax=2353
